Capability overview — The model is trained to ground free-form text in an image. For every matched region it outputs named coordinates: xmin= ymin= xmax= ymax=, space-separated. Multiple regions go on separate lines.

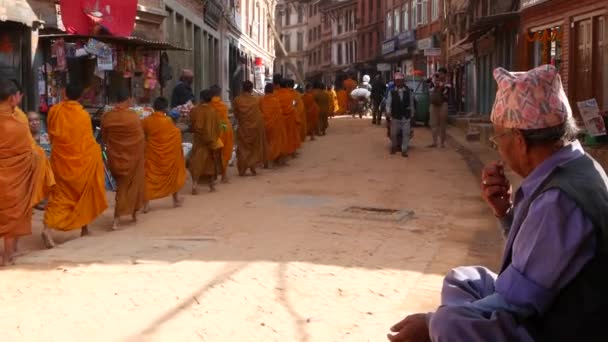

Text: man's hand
xmin=481 ymin=161 xmax=512 ymax=217
xmin=387 ymin=313 xmax=431 ymax=342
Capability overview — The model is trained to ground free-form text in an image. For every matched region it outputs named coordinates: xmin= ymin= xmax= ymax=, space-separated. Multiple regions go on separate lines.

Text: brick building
xmin=519 ymin=0 xmax=608 ymax=115
xmin=356 ymin=0 xmax=386 ymax=77
xmin=319 ymin=0 xmax=358 ymax=85
xmin=380 ymin=0 xmax=444 ymax=78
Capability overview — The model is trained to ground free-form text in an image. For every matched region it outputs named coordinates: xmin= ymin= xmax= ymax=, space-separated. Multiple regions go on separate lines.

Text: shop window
xmin=432 ymin=0 xmax=439 ymax=21
xmin=394 ymin=8 xmax=400 ymax=35
xmin=298 ymin=6 xmax=303 ymax=24
xmin=297 ymin=32 xmax=303 ymax=52
xmin=386 ymin=11 xmax=393 ymax=38
xmin=527 ymin=26 xmax=563 ymax=71
xmin=402 ymin=4 xmax=409 ymax=31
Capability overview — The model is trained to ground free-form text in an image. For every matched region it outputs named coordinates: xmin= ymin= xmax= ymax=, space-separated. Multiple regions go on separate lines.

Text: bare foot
xmin=132 ymin=212 xmax=138 ymax=223
xmin=143 ymin=202 xmax=150 ymax=214
xmin=2 ymin=238 xmax=15 ymax=266
xmin=221 ymin=177 xmax=229 ymax=184
xmin=192 ymin=187 xmax=199 ymax=195
xmin=172 ymin=195 xmax=184 ymax=208
xmin=81 ymin=225 xmax=90 ymax=236
xmin=251 ymin=168 xmax=257 ymax=176
xmin=41 ymin=229 xmax=56 ymax=249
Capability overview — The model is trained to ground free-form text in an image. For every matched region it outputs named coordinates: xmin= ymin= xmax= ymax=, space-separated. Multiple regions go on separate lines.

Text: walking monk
xmin=142 ymin=97 xmax=186 ymax=211
xmin=302 ymin=83 xmax=319 ymax=140
xmin=328 ymin=84 xmax=339 ymax=118
xmin=42 ymin=83 xmax=108 ymax=248
xmin=259 ymin=84 xmax=285 ymax=167
xmin=189 ymin=90 xmax=222 ymax=194
xmin=101 ymin=89 xmax=146 ymax=230
xmin=233 ymin=81 xmax=266 ymax=176
xmin=0 ymin=79 xmax=50 ymax=265
xmin=209 ymin=85 xmax=233 ymax=183
xmin=313 ymin=82 xmax=332 ymax=135
xmin=275 ymin=78 xmax=300 ymax=157
xmin=336 ymin=86 xmax=348 ymax=116
xmin=287 ymin=79 xmax=307 ymax=143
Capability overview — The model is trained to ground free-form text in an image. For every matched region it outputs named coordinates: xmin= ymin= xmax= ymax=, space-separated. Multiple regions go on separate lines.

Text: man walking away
xmin=385 ymin=72 xmax=415 ymax=158
xmin=371 ymin=74 xmax=387 ymax=125
xmin=428 ymin=67 xmax=451 ymax=148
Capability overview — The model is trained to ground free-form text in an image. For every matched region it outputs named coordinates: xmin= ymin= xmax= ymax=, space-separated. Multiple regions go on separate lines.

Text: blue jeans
xmin=390 ymin=118 xmax=411 ymax=152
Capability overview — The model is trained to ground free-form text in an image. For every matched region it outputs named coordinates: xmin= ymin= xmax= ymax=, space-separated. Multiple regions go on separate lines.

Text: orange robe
xmin=101 ymin=106 xmax=146 ymax=217
xmin=189 ymin=104 xmax=221 ymax=181
xmin=328 ymin=90 xmax=337 ymax=117
xmin=343 ymin=79 xmax=357 ymax=94
xmin=302 ymin=91 xmax=319 ymax=135
xmin=210 ymin=96 xmax=234 ymax=172
xmin=275 ymin=88 xmax=300 ymax=155
xmin=291 ymin=90 xmax=307 ymax=142
xmin=15 ymin=108 xmax=55 ymax=204
xmin=259 ymin=93 xmax=285 ymax=162
xmin=233 ymin=93 xmax=266 ymax=174
xmin=44 ymin=101 xmax=108 ymax=231
xmin=0 ymin=105 xmax=46 ymax=238
xmin=142 ymin=112 xmax=186 ymax=200
xmin=337 ymin=90 xmax=348 ymax=115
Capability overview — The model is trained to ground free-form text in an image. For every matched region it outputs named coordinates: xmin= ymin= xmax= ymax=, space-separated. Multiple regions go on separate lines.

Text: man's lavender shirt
xmin=445 ymin=141 xmax=597 ymax=319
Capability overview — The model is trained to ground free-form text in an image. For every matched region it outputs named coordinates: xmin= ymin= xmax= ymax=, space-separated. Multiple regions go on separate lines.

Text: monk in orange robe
xmin=233 ymin=81 xmax=266 ymax=176
xmin=313 ymin=82 xmax=332 ymax=135
xmin=327 ymin=85 xmax=337 ymax=117
xmin=0 ymin=79 xmax=51 ymax=265
xmin=189 ymin=90 xmax=222 ymax=194
xmin=275 ymin=79 xmax=300 ymax=156
xmin=259 ymin=84 xmax=285 ymax=166
xmin=343 ymin=76 xmax=358 ymax=113
xmin=337 ymin=87 xmax=348 ymax=116
xmin=142 ymin=97 xmax=186 ymax=211
xmin=101 ymin=89 xmax=146 ymax=230
xmin=42 ymin=83 xmax=108 ymax=248
xmin=286 ymin=79 xmax=307 ymax=143
xmin=302 ymin=84 xmax=319 ymax=140
xmin=209 ymin=85 xmax=233 ymax=183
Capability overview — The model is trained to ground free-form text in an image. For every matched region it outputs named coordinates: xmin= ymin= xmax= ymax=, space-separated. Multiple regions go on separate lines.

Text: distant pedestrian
xmin=371 ymin=74 xmax=387 ymax=125
xmin=428 ymin=67 xmax=451 ymax=148
xmin=385 ymin=72 xmax=415 ymax=157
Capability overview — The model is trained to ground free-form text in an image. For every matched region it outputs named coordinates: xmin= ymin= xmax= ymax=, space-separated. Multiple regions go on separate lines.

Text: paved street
xmin=1 ymin=118 xmax=502 ymax=342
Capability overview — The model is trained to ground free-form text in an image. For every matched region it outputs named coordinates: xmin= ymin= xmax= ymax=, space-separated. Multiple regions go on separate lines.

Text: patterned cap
xmin=491 ymin=65 xmax=572 ymax=130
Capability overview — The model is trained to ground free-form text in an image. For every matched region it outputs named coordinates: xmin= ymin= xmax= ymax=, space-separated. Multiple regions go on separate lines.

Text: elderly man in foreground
xmin=387 ymin=65 xmax=608 ymax=341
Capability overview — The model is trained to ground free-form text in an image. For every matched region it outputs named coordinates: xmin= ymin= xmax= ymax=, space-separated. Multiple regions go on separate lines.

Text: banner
xmin=60 ymin=0 xmax=138 ymax=37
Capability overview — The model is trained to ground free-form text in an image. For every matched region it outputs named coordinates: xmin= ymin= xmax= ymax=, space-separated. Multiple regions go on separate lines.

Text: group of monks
xmin=0 ymin=74 xmax=350 ymax=265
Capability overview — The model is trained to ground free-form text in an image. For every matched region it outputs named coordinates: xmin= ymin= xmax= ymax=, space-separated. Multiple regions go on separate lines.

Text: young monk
xmin=189 ymin=90 xmax=222 ymax=194
xmin=209 ymin=85 xmax=233 ymax=183
xmin=42 ymin=83 xmax=108 ymax=248
xmin=336 ymin=86 xmax=348 ymax=116
xmin=287 ymin=80 xmax=307 ymax=143
xmin=275 ymin=78 xmax=300 ymax=157
xmin=101 ymin=88 xmax=146 ymax=230
xmin=259 ymin=84 xmax=285 ymax=167
xmin=232 ymin=81 xmax=266 ymax=176
xmin=313 ymin=81 xmax=332 ymax=136
xmin=0 ymin=79 xmax=49 ymax=265
xmin=142 ymin=97 xmax=186 ymax=212
xmin=302 ymin=83 xmax=320 ymax=140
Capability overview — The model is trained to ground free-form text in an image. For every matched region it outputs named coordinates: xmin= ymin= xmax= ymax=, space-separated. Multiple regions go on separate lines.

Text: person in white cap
xmin=385 ymin=72 xmax=415 ymax=157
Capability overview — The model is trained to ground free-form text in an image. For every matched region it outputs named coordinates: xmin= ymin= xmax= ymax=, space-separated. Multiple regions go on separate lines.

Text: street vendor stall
xmin=37 ymin=34 xmax=188 ymax=123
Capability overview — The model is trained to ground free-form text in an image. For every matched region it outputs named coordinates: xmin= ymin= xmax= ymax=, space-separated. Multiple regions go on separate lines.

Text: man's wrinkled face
xmin=490 ymin=125 xmax=527 ymax=177
xmin=28 ymin=112 xmax=41 ymax=134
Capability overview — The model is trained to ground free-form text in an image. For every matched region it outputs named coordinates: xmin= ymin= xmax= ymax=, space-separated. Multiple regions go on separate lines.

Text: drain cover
xmin=325 ymin=206 xmax=414 ymax=222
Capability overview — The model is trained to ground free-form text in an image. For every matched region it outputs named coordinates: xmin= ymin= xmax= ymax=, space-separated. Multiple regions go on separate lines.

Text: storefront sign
xmin=424 ymin=48 xmax=442 ymax=57
xmin=577 ymin=99 xmax=607 ymax=137
xmin=521 ymin=0 xmax=550 ymax=10
xmin=377 ymin=63 xmax=391 ymax=71
xmin=417 ymin=37 xmax=433 ymax=50
xmin=382 ymin=38 xmax=397 ymax=55
xmin=397 ymin=30 xmax=416 ymax=49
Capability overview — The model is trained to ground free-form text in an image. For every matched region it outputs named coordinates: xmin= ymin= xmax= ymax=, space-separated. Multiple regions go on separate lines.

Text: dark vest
xmin=390 ymin=88 xmax=411 ymax=120
xmin=500 ymin=154 xmax=608 ymax=341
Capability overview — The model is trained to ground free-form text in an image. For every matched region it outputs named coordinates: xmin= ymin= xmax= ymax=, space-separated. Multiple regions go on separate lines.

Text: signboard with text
xmin=417 ymin=37 xmax=433 ymax=50
xmin=397 ymin=30 xmax=416 ymax=49
xmin=424 ymin=48 xmax=442 ymax=57
xmin=377 ymin=63 xmax=391 ymax=71
xmin=382 ymin=39 xmax=397 ymax=55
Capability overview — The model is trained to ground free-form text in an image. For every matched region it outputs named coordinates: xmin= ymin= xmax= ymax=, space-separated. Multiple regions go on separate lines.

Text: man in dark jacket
xmin=385 ymin=72 xmax=415 ymax=157
xmin=171 ymin=69 xmax=194 ymax=108
xmin=371 ymin=74 xmax=387 ymax=125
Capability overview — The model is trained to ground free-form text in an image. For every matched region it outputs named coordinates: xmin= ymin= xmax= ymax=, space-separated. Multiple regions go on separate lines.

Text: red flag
xmin=60 ymin=0 xmax=138 ymax=37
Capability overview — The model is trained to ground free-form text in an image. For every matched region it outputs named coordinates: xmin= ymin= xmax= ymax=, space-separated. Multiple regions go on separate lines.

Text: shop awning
xmin=38 ymin=34 xmax=190 ymax=51
xmin=0 ymin=0 xmax=41 ymax=27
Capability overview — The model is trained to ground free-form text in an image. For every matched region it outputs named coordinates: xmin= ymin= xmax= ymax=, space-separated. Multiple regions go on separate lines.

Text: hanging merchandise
xmin=52 ymin=39 xmax=67 ymax=71
xmin=85 ymin=38 xmax=112 ymax=57
xmin=97 ymin=53 xmax=113 ymax=71
xmin=158 ymin=52 xmax=173 ymax=88
xmin=143 ymin=54 xmax=159 ymax=90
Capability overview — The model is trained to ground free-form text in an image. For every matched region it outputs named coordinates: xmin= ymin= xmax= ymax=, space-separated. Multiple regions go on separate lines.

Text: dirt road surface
xmin=1 ymin=118 xmax=503 ymax=342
